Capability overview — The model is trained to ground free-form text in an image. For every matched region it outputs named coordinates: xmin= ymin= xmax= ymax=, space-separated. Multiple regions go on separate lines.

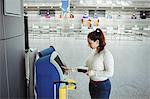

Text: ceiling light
xmin=42 ymin=3 xmax=45 ymax=6
xmin=121 ymin=1 xmax=125 ymax=5
xmin=106 ymin=0 xmax=112 ymax=5
xmin=122 ymin=2 xmax=129 ymax=6
xmin=24 ymin=3 xmax=27 ymax=6
xmin=97 ymin=0 xmax=102 ymax=4
xmin=116 ymin=0 xmax=121 ymax=5
xmin=112 ymin=3 xmax=116 ymax=6
xmin=80 ymin=0 xmax=83 ymax=4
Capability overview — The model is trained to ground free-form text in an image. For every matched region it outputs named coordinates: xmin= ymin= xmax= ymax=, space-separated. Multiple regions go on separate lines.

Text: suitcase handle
xmin=53 ymin=80 xmax=77 ymax=99
xmin=54 ymin=81 xmax=69 ymax=85
xmin=53 ymin=81 xmax=69 ymax=99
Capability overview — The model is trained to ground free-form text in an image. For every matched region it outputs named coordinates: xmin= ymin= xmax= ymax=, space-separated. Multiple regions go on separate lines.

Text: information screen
xmin=54 ymin=55 xmax=66 ymax=74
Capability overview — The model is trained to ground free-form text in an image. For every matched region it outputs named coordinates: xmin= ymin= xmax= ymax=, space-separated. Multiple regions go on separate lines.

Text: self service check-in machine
xmin=35 ymin=46 xmax=76 ymax=99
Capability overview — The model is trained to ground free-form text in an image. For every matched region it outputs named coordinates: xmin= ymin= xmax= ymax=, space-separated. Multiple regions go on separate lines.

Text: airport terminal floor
xmin=29 ymin=32 xmax=150 ymax=99
xmin=1 ymin=0 xmax=150 ymax=99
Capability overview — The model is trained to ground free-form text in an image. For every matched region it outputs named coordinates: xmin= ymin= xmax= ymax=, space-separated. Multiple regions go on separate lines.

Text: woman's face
xmin=87 ymin=38 xmax=99 ymax=49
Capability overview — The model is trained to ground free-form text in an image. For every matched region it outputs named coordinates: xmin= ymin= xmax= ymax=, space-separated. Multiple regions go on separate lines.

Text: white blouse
xmin=86 ymin=48 xmax=114 ymax=81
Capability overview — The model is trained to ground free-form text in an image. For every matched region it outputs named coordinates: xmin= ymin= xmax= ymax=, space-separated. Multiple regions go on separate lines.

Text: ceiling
xmin=24 ymin=0 xmax=150 ymax=11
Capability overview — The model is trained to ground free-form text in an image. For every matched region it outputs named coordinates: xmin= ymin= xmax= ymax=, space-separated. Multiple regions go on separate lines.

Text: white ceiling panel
xmin=24 ymin=0 xmax=150 ymax=8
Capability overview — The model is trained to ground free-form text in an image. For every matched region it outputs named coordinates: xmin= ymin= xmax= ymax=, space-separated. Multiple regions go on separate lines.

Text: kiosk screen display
xmin=54 ymin=56 xmax=66 ymax=74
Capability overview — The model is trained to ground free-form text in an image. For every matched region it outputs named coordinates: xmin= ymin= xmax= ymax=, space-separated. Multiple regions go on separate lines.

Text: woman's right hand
xmin=86 ymin=70 xmax=95 ymax=76
xmin=61 ymin=66 xmax=77 ymax=74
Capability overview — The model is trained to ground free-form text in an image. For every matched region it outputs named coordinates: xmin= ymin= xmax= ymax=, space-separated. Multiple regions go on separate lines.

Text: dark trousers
xmin=89 ymin=79 xmax=111 ymax=99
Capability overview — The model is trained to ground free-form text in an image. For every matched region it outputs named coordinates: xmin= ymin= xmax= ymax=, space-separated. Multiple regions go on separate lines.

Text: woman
xmin=86 ymin=28 xmax=114 ymax=99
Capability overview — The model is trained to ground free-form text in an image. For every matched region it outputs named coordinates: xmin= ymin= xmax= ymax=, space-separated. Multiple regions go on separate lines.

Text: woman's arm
xmin=95 ymin=52 xmax=114 ymax=77
xmin=88 ymin=52 xmax=114 ymax=77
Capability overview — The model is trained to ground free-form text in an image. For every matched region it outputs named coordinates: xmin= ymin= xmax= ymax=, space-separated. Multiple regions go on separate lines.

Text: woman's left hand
xmin=86 ymin=70 xmax=95 ymax=76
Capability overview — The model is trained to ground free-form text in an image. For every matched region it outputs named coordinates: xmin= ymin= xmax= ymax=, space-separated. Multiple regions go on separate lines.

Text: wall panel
xmin=0 ymin=40 xmax=9 ymax=98
xmin=5 ymin=35 xmax=26 ymax=98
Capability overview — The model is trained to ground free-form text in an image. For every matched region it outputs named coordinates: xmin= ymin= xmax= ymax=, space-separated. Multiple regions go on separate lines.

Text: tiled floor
xmin=29 ymin=33 xmax=150 ymax=99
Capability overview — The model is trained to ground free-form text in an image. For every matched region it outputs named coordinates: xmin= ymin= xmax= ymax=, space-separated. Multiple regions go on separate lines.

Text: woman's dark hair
xmin=87 ymin=28 xmax=106 ymax=53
